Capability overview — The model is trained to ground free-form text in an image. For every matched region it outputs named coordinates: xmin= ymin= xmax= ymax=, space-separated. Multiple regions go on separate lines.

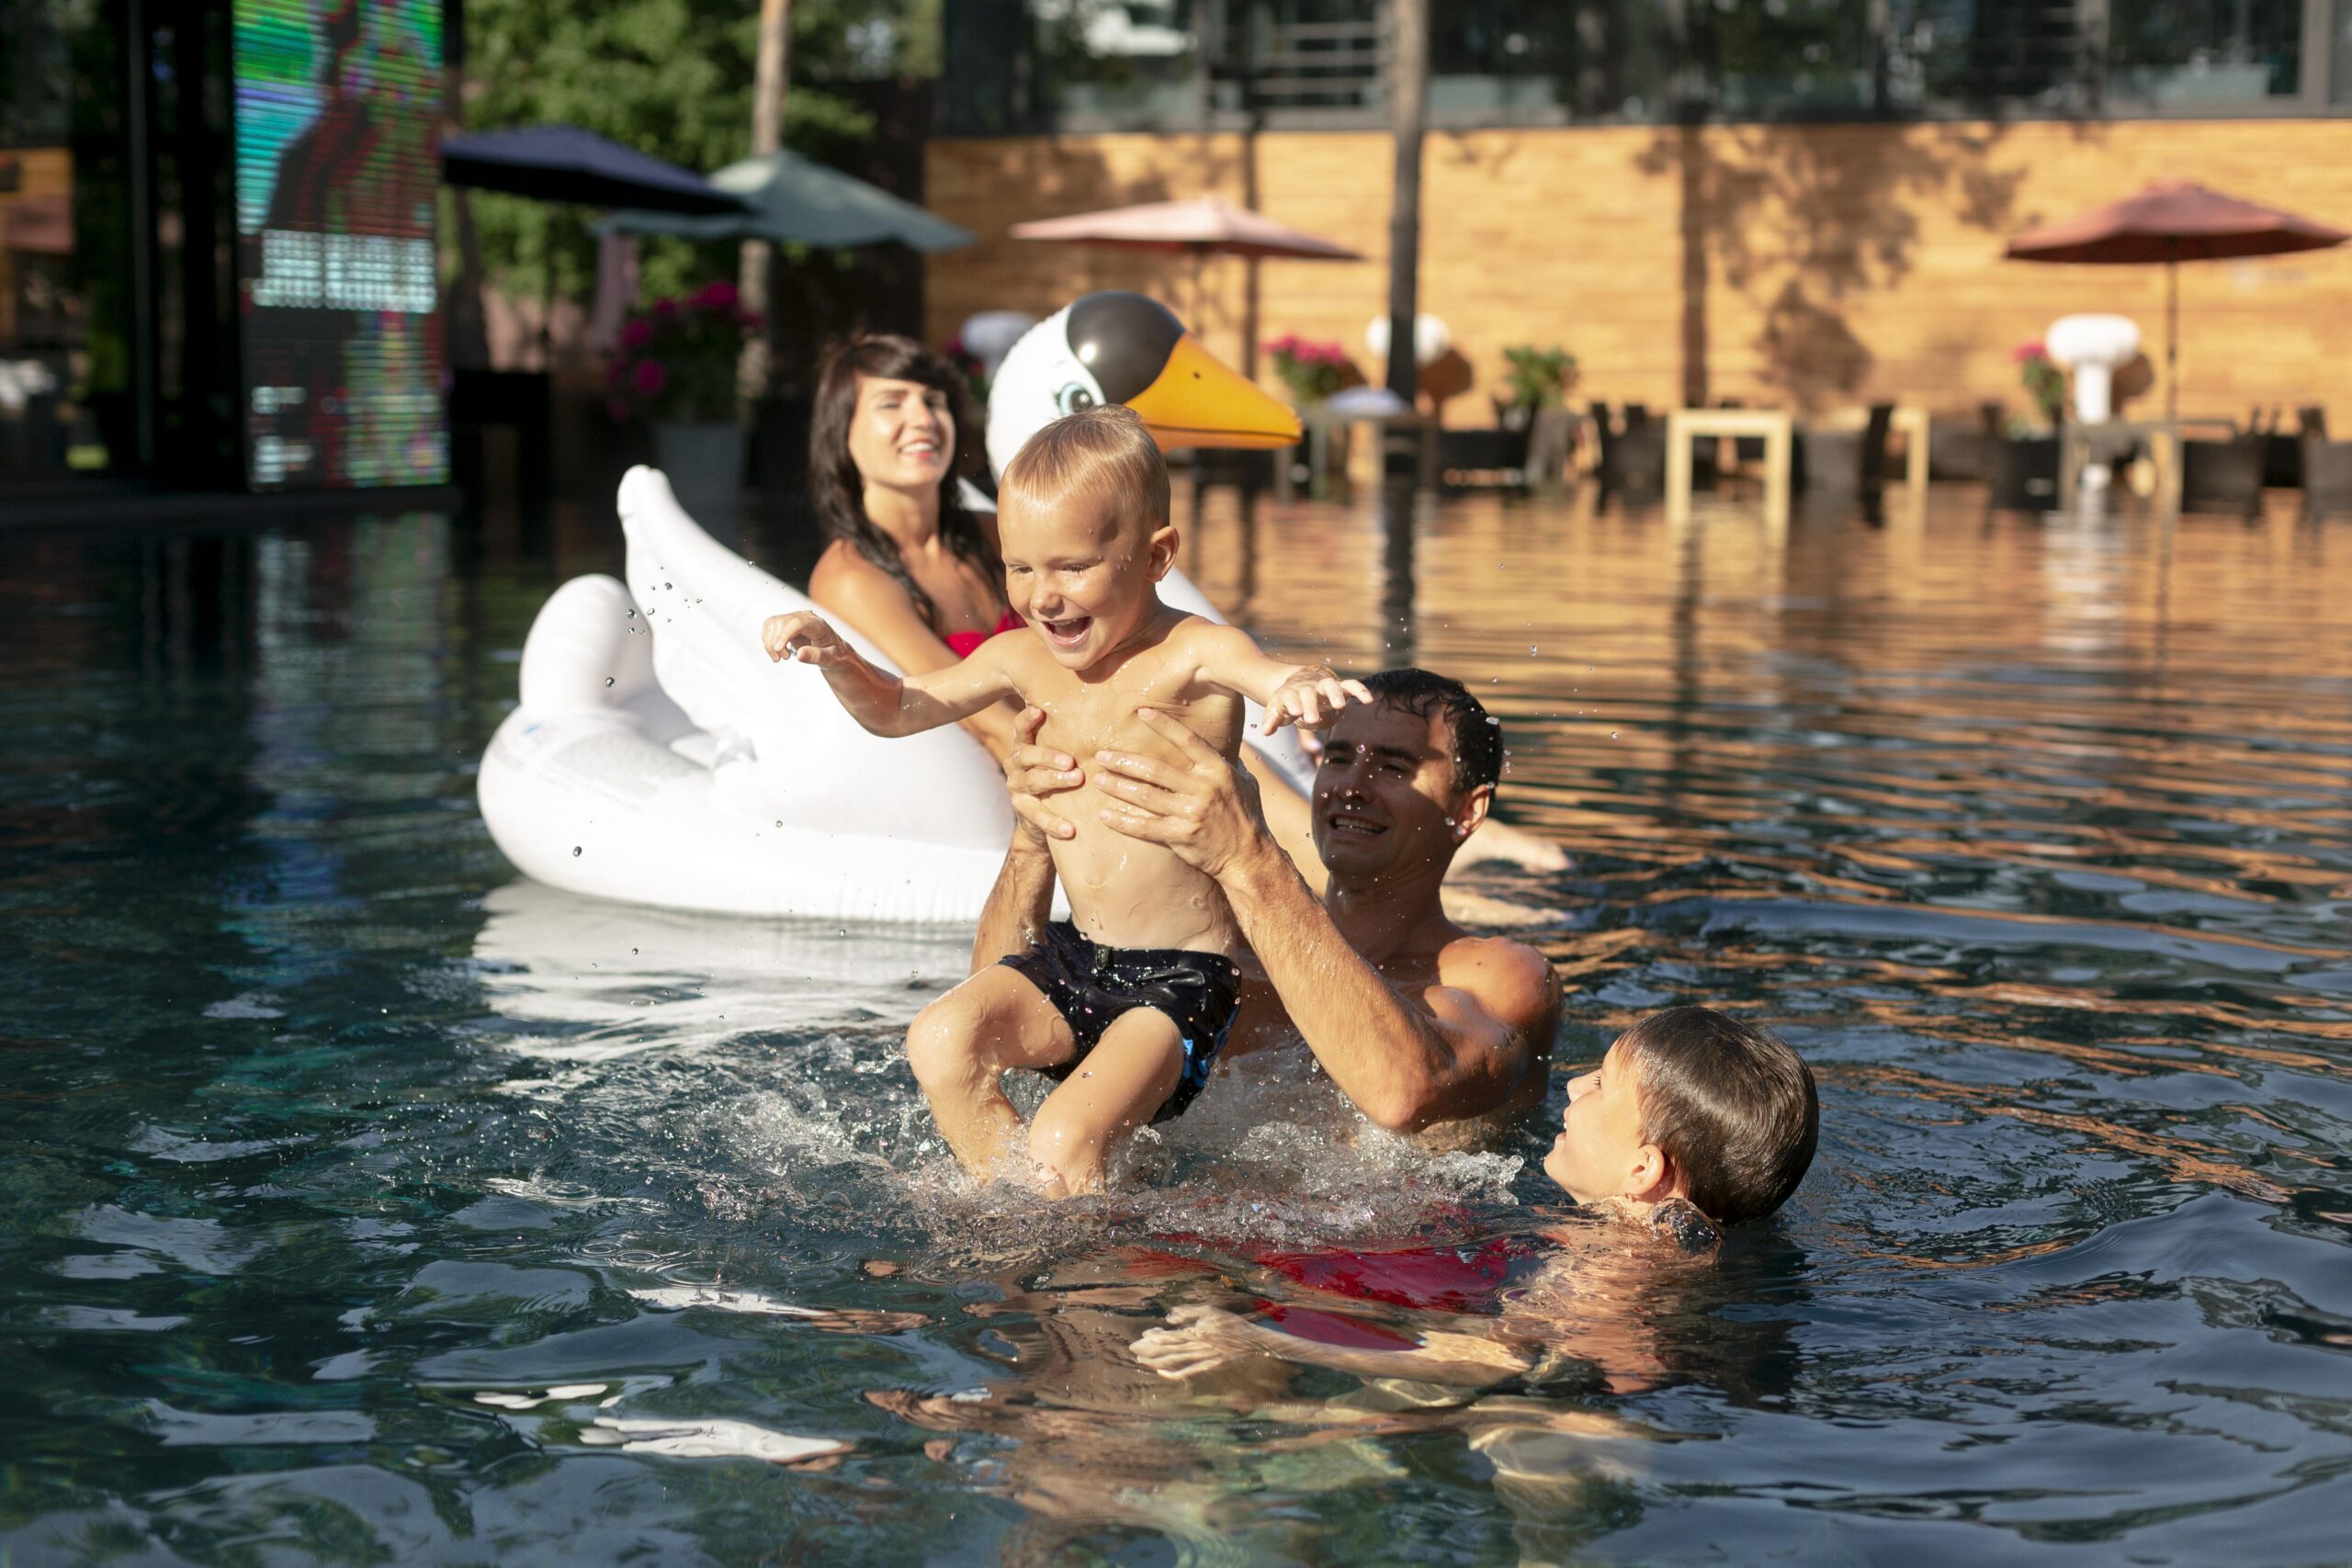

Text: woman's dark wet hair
xmin=808 ymin=334 xmax=997 ymax=629
xmin=1359 ymin=668 xmax=1504 ymax=799
xmin=1622 ymin=1007 xmax=1818 ymax=1227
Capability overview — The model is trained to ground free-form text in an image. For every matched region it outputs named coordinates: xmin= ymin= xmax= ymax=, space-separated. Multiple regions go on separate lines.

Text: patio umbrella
xmin=2005 ymin=179 xmax=2347 ymax=420
xmin=1010 ymin=195 xmax=1361 ymax=374
xmin=439 ymin=126 xmax=747 ymax=215
xmin=598 ymin=150 xmax=973 ymax=253
xmin=1008 ymin=194 xmax=1363 ymax=262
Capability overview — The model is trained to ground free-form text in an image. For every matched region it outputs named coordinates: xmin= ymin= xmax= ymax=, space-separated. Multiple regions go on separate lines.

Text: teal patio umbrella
xmin=598 ymin=149 xmax=972 ymax=253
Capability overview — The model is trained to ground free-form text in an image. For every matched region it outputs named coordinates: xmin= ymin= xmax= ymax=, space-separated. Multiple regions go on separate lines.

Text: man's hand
xmin=1001 ymin=706 xmax=1083 ymax=845
xmin=761 ymin=611 xmax=851 ymax=666
xmin=1262 ymin=667 xmax=1374 ymax=735
xmin=1131 ymin=1304 xmax=1267 ymax=1380
xmin=1090 ymin=707 xmax=1272 ymax=880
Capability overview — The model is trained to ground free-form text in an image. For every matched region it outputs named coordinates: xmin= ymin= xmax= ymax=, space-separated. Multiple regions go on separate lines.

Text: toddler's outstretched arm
xmin=1186 ymin=622 xmax=1373 ymax=735
xmin=763 ymin=611 xmax=1018 ymax=737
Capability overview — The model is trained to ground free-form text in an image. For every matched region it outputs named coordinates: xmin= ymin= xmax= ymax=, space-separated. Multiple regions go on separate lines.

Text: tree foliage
xmin=457 ymin=0 xmax=935 ymax=302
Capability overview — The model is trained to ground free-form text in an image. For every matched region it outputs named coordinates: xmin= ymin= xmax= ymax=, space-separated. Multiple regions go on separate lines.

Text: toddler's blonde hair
xmin=999 ymin=404 xmax=1170 ymax=540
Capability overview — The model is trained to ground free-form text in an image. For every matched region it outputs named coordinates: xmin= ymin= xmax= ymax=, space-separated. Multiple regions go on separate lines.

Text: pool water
xmin=4 ymin=488 xmax=2349 ymax=1564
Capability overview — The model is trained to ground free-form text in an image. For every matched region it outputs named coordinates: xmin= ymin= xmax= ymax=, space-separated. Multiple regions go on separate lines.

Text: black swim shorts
xmin=999 ymin=921 xmax=1242 ymax=1122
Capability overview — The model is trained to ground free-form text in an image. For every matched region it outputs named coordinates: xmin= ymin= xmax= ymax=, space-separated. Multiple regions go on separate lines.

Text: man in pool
xmin=977 ymin=667 xmax=1562 ymax=1143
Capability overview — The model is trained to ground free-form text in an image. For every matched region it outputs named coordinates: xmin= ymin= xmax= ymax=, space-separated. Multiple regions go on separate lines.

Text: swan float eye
xmin=1055 ymin=382 xmax=1098 ymax=416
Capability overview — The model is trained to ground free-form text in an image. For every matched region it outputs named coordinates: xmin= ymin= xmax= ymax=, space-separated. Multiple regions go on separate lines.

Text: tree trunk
xmin=740 ymin=0 xmax=792 ymax=399
xmin=1384 ymin=0 xmax=1428 ymax=405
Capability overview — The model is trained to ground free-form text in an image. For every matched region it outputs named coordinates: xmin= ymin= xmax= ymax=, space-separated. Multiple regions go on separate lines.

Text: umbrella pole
xmin=2165 ymin=244 xmax=2178 ymax=425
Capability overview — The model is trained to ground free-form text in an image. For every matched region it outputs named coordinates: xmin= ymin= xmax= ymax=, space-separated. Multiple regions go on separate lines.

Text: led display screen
xmin=234 ymin=0 xmax=446 ymax=489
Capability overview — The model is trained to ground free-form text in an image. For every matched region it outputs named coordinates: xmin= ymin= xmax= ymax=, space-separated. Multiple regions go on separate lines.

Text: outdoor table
xmin=1667 ymin=407 xmax=1792 ymax=530
xmin=2058 ymin=416 xmax=2234 ymax=512
xmin=1280 ymin=405 xmax=1441 ymax=497
xmin=1890 ymin=407 xmax=1931 ymax=500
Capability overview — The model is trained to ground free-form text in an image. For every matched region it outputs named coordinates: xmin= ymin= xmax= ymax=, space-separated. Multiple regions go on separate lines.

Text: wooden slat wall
xmin=925 ymin=120 xmax=2352 ymax=427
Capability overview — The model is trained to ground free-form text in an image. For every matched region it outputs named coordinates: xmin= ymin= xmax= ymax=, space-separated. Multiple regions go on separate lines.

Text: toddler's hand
xmin=1262 ymin=667 xmax=1374 ymax=734
xmin=762 ymin=611 xmax=848 ymax=666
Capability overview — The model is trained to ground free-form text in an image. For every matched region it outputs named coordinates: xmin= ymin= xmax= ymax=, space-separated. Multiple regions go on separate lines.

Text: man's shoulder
xmin=1434 ymin=931 xmax=1560 ymax=1032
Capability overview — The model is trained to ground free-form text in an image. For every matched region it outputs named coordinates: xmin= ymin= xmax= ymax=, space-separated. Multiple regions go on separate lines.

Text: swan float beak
xmin=1125 ymin=333 xmax=1303 ymax=451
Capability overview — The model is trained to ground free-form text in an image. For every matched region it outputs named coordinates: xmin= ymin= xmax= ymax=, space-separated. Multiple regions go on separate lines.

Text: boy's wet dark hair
xmin=1621 ymin=1007 xmax=1817 ymax=1226
xmin=1359 ymin=668 xmax=1503 ymax=799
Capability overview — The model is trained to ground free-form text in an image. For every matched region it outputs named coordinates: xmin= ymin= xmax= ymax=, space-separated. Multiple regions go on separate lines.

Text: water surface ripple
xmin=3 ymin=490 xmax=2348 ymax=1564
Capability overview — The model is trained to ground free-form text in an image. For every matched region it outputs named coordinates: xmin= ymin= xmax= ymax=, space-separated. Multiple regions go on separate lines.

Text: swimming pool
xmin=3 ymin=487 xmax=2347 ymax=1563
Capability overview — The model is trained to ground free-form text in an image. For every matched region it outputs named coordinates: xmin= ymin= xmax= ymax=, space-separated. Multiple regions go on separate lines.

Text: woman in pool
xmin=805 ymin=334 xmax=1029 ymax=761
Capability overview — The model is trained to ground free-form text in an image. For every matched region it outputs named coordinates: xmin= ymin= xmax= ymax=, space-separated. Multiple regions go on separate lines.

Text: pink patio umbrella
xmin=1010 ymin=195 xmax=1363 ymax=369
xmin=2005 ymin=179 xmax=2347 ymax=420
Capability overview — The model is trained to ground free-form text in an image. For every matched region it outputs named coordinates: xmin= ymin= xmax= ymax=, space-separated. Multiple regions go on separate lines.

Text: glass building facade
xmin=941 ymin=0 xmax=2346 ymax=133
xmin=1 ymin=0 xmax=447 ymax=496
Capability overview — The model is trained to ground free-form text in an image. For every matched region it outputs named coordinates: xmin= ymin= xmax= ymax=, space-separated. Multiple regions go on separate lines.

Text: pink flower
xmin=691 ymin=280 xmax=740 ymax=310
xmin=654 ymin=298 xmax=678 ymax=317
xmin=620 ymin=319 xmax=654 ymax=350
xmin=2012 ymin=340 xmax=2047 ymax=364
xmin=632 ymin=359 xmax=668 ymax=397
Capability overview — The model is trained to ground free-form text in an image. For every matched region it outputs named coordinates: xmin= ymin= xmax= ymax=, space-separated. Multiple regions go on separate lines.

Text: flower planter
xmin=1987 ymin=434 xmax=2060 ymax=512
xmin=654 ymin=421 xmax=746 ymax=541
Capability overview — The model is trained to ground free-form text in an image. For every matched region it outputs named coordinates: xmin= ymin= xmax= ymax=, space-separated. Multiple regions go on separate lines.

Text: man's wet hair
xmin=1621 ymin=1007 xmax=1818 ymax=1227
xmin=1359 ymin=668 xmax=1503 ymax=798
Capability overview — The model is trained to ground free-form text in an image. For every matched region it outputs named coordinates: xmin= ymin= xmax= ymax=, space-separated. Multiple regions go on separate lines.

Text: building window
xmin=934 ymin=0 xmax=2332 ymax=132
xmin=2107 ymin=0 xmax=2305 ymax=103
xmin=1035 ymin=0 xmax=1206 ymax=123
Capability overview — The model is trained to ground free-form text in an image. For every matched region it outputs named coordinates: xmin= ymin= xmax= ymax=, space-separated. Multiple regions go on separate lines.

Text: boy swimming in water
xmin=762 ymin=405 xmax=1368 ymax=1195
xmin=1132 ymin=1006 xmax=1820 ymax=1385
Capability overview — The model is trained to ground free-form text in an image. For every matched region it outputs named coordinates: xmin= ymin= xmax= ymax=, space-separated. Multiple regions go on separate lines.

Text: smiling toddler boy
xmin=762 ymin=405 xmax=1366 ymax=1195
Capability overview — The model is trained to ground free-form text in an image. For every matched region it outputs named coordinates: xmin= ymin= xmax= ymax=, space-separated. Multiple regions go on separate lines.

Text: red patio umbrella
xmin=1011 ymin=195 xmax=1362 ymax=371
xmin=2005 ymin=179 xmax=2347 ymax=420
xmin=1009 ymin=194 xmax=1362 ymax=261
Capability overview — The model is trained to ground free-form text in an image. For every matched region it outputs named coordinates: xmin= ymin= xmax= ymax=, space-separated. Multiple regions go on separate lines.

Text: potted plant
xmin=1263 ymin=334 xmax=1354 ymax=407
xmin=608 ymin=280 xmax=763 ymax=533
xmin=1263 ymin=334 xmax=1361 ymax=493
xmin=1991 ymin=340 xmax=2065 ymax=510
xmin=1496 ymin=344 xmax=1577 ymax=431
xmin=1489 ymin=344 xmax=1581 ymax=486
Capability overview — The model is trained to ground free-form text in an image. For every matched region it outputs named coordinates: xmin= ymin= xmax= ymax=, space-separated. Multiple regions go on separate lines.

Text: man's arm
xmin=762 ymin=611 xmax=1017 ymax=737
xmin=1091 ymin=709 xmax=1557 ymax=1132
xmin=1221 ymin=837 xmax=1558 ymax=1131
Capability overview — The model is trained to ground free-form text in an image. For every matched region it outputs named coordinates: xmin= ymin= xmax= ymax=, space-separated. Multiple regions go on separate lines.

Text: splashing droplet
xmin=604 ymin=676 xmax=615 ymax=688
xmin=572 ymin=845 xmax=582 ymax=856
xmin=626 ymin=608 xmax=637 ymax=619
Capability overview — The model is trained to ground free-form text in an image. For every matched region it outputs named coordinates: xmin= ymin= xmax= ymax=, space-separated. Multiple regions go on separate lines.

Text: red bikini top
xmin=942 ymin=609 xmax=1024 ymax=660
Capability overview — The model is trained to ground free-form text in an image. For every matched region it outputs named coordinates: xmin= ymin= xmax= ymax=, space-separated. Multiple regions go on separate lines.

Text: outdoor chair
xmin=1795 ymin=403 xmax=1894 ymax=501
xmin=2177 ymin=434 xmax=2266 ymax=514
xmin=1985 ymin=404 xmax=2060 ymax=511
xmin=1190 ymin=447 xmax=1278 ymax=492
xmin=1436 ymin=424 xmax=1532 ymax=489
xmin=1593 ymin=402 xmax=1667 ymax=494
xmin=2256 ymin=407 xmax=2303 ymax=489
xmin=2300 ymin=410 xmax=2352 ymax=515
xmin=1928 ymin=401 xmax=2004 ymax=481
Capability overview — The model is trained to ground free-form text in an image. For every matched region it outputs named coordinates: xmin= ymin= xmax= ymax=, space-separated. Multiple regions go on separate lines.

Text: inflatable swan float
xmin=480 ymin=294 xmax=1321 ymax=923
